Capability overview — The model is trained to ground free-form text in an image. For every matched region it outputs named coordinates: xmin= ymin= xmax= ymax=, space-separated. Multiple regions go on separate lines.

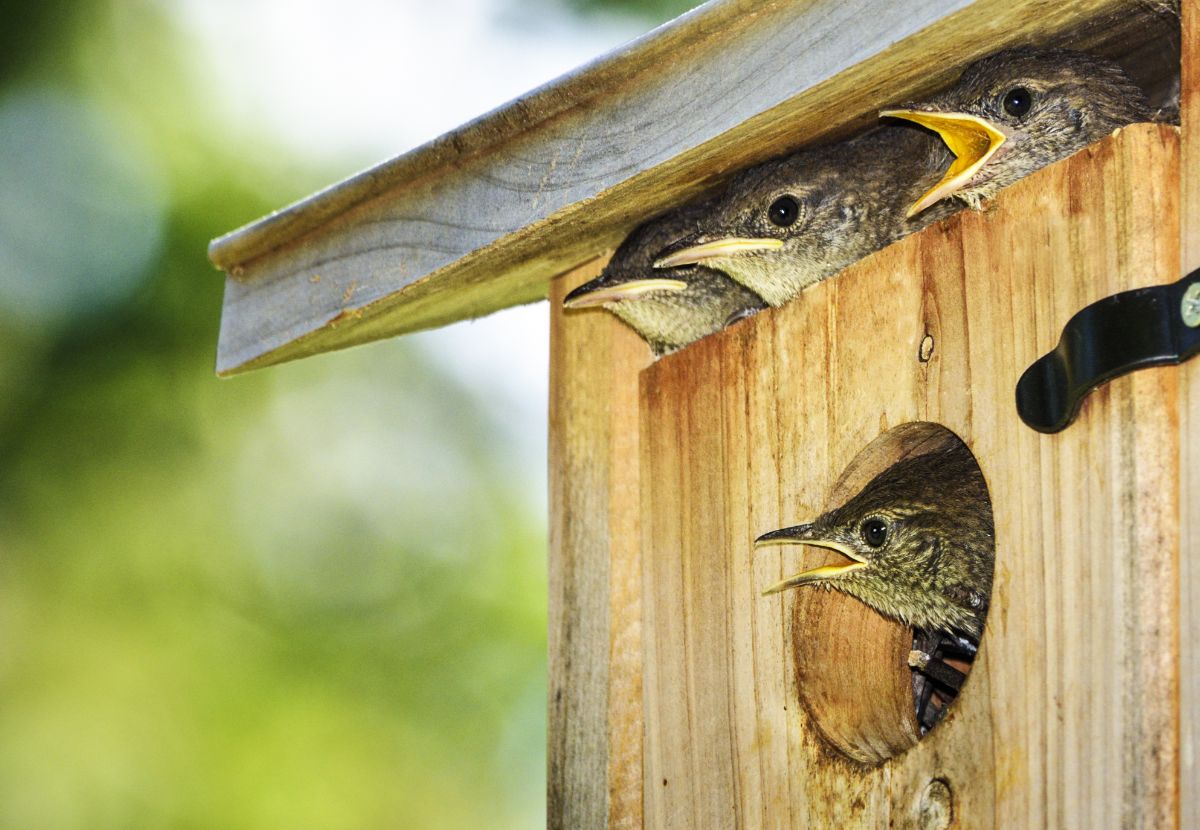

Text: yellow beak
xmin=880 ymin=109 xmax=1008 ymax=217
xmin=654 ymin=237 xmax=784 ymax=269
xmin=754 ymin=525 xmax=868 ymax=595
xmin=562 ymin=278 xmax=688 ymax=309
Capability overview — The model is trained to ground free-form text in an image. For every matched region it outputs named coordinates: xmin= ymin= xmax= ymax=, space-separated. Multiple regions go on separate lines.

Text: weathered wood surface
xmin=548 ymin=261 xmax=649 ymax=829
xmin=639 ymin=124 xmax=1179 ymax=828
xmin=1179 ymin=0 xmax=1197 ymax=825
xmin=208 ymin=0 xmax=1171 ymax=375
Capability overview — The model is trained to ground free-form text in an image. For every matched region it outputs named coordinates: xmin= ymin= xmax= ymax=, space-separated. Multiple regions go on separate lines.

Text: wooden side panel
xmin=1185 ymin=0 xmax=1200 ymax=274
xmin=1180 ymin=1 xmax=1198 ymax=826
xmin=640 ymin=124 xmax=1180 ymax=828
xmin=548 ymin=262 xmax=650 ymax=829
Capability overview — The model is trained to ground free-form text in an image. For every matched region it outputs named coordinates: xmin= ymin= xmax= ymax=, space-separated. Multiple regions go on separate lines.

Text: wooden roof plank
xmin=211 ymin=0 xmax=1133 ymax=375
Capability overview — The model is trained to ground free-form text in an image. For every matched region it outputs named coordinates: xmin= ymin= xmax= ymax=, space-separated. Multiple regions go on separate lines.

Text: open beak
xmin=880 ymin=109 xmax=1008 ymax=217
xmin=654 ymin=237 xmax=783 ymax=269
xmin=562 ymin=277 xmax=688 ymax=309
xmin=754 ymin=524 xmax=868 ymax=595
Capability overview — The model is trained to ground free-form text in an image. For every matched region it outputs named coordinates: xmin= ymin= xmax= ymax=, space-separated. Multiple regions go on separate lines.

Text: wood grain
xmin=207 ymin=0 xmax=1179 ymax=375
xmin=1179 ymin=1 xmax=1197 ymax=827
xmin=639 ymin=124 xmax=1180 ymax=828
xmin=548 ymin=261 xmax=650 ymax=829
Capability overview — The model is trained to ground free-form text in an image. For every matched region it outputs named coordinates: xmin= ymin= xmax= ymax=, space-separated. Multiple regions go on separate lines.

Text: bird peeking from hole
xmin=562 ymin=201 xmax=766 ymax=356
xmin=653 ymin=48 xmax=1152 ymax=308
xmin=755 ymin=441 xmax=994 ymax=643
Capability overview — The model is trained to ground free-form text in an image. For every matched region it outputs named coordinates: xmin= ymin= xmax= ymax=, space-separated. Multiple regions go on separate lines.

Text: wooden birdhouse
xmin=209 ymin=0 xmax=1198 ymax=826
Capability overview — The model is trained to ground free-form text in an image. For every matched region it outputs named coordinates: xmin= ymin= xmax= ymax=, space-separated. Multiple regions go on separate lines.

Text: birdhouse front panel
xmin=638 ymin=124 xmax=1179 ymax=828
xmin=205 ymin=0 xmax=1194 ymax=823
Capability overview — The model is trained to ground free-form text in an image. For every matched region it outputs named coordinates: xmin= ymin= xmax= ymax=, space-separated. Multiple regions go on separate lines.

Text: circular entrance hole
xmin=784 ymin=422 xmax=993 ymax=765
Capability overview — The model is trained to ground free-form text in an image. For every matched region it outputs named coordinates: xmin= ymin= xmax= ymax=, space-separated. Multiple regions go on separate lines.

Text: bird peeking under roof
xmin=655 ymin=48 xmax=1152 ymax=308
xmin=562 ymin=203 xmax=766 ymax=357
xmin=652 ymin=125 xmax=956 ymax=307
xmin=882 ymin=48 xmax=1153 ymax=216
xmin=755 ymin=441 xmax=994 ymax=643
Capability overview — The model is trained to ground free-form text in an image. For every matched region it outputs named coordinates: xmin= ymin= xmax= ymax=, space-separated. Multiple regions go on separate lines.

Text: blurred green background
xmin=0 ymin=0 xmax=693 ymax=827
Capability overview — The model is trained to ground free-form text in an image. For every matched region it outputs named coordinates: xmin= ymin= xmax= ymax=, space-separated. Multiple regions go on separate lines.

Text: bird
xmin=755 ymin=441 xmax=994 ymax=642
xmin=652 ymin=125 xmax=956 ymax=307
xmin=881 ymin=48 xmax=1153 ymax=216
xmin=654 ymin=48 xmax=1151 ymax=308
xmin=562 ymin=202 xmax=766 ymax=356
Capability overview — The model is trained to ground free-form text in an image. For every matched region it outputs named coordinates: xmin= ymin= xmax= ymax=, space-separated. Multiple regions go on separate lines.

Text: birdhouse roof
xmin=209 ymin=0 xmax=1150 ymax=375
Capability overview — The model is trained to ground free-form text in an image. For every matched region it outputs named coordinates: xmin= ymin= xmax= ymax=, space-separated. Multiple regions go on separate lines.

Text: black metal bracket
xmin=1016 ymin=269 xmax=1200 ymax=434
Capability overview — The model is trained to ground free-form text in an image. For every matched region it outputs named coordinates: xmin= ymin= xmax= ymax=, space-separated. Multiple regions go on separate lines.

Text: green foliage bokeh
xmin=0 ymin=0 xmax=689 ymax=823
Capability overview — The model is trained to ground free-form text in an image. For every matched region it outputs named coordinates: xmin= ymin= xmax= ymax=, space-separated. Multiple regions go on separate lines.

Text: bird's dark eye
xmin=861 ymin=518 xmax=888 ymax=548
xmin=768 ymin=195 xmax=801 ymax=227
xmin=1002 ymin=86 xmax=1033 ymax=117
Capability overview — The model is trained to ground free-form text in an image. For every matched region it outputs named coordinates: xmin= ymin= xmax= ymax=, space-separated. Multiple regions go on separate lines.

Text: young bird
xmin=563 ymin=203 xmax=766 ymax=356
xmin=882 ymin=48 xmax=1152 ymax=216
xmin=655 ymin=48 xmax=1151 ymax=307
xmin=755 ymin=442 xmax=994 ymax=641
xmin=653 ymin=126 xmax=956 ymax=307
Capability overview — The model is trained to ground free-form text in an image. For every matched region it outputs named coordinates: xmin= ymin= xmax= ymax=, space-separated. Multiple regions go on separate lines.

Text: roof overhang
xmin=209 ymin=0 xmax=1162 ymax=375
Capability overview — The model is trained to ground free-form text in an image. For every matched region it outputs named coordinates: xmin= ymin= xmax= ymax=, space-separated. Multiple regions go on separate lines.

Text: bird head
xmin=563 ymin=248 xmax=691 ymax=312
xmin=755 ymin=444 xmax=994 ymax=638
xmin=562 ymin=271 xmax=690 ymax=309
xmin=564 ymin=201 xmax=720 ymax=310
xmin=651 ymin=158 xmax=863 ymax=307
xmin=563 ymin=203 xmax=766 ymax=354
xmin=882 ymin=48 xmax=1151 ymax=216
